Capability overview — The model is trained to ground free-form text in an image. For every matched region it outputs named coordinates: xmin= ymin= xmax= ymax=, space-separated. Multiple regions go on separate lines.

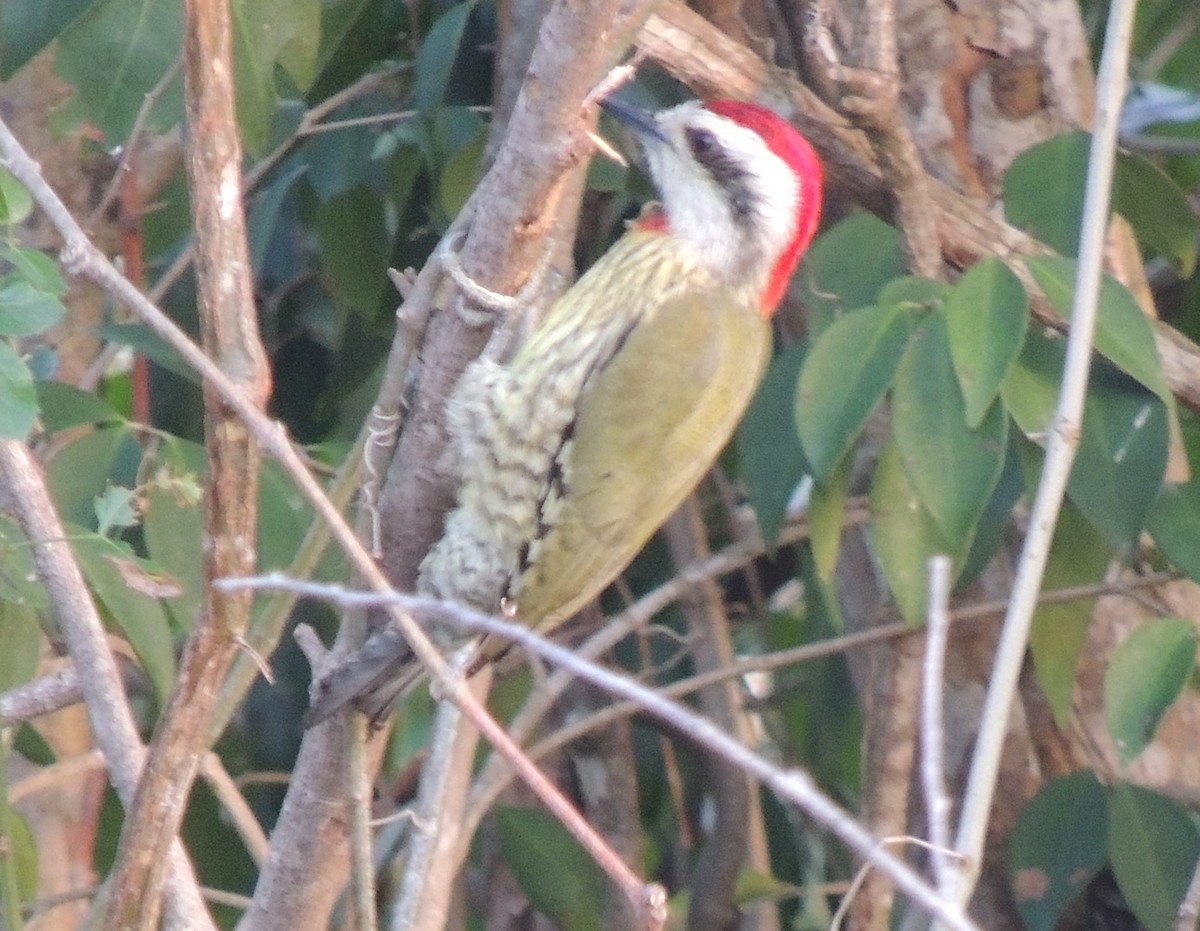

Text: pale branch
xmin=219 ymin=573 xmax=980 ymax=931
xmin=633 ymin=0 xmax=1200 ymax=410
xmin=0 ymin=442 xmax=215 ymax=931
xmin=952 ymin=0 xmax=1140 ymax=909
xmin=922 ymin=556 xmax=957 ymax=899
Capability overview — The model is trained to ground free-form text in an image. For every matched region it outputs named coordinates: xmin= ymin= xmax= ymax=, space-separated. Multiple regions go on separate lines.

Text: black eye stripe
xmin=685 ymin=126 xmax=755 ymax=222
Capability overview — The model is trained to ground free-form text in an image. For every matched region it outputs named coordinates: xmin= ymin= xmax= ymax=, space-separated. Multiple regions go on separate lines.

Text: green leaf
xmin=1000 ymin=328 xmax=1064 ymax=439
xmin=75 ymin=534 xmax=177 ymax=703
xmin=98 ymin=322 xmax=196 ymax=383
xmin=1004 ymin=131 xmax=1090 ymax=256
xmin=0 ymin=279 xmax=67 ymax=336
xmin=46 ymin=425 xmax=142 ymax=527
xmin=0 ymin=0 xmax=101 ymax=78
xmin=1113 ymin=151 xmax=1200 ymax=278
xmin=495 ymin=807 xmax=606 ymax=931
xmin=411 ymin=1 xmax=477 ymax=115
xmin=807 ymin=453 xmax=850 ymax=582
xmin=892 ymin=314 xmax=1007 ymax=550
xmin=56 ymin=0 xmax=184 ymax=143
xmin=1108 ymin=783 xmax=1200 ymax=931
xmin=1147 ymin=480 xmax=1200 ymax=584
xmin=0 ymin=246 xmax=67 ymax=296
xmin=0 ymin=169 xmax=33 ymax=225
xmin=797 ymin=213 xmax=906 ymax=336
xmin=315 ymin=186 xmax=391 ymax=316
xmin=0 ymin=342 xmax=37 ymax=439
xmin=944 ymin=259 xmax=1029 ymax=427
xmin=0 ymin=516 xmax=49 ymax=609
xmin=1069 ymin=364 xmax=1168 ymax=553
xmin=1105 ymin=617 xmax=1197 ymax=766
xmin=94 ymin=485 xmax=139 ymax=536
xmin=869 ymin=437 xmax=957 ymax=624
xmin=1003 ymin=331 xmax=1169 ymax=553
xmin=35 ymin=381 xmax=123 ymax=433
xmin=1029 ymin=495 xmax=1111 ymax=722
xmin=143 ymin=468 xmax=205 ymax=631
xmin=795 ymin=304 xmax=910 ymax=481
xmin=1009 ymin=770 xmax=1107 ymax=931
xmin=438 ymin=129 xmax=485 ymax=219
xmin=230 ymin=0 xmax=321 ymax=154
xmin=0 ymin=601 xmax=41 ymax=693
xmin=876 ymin=275 xmax=949 ymax=309
xmin=738 ymin=344 xmax=809 ymax=545
xmin=1027 ymin=255 xmax=1170 ymax=405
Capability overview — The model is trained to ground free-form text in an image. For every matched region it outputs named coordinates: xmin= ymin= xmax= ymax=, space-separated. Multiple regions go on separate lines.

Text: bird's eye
xmin=686 ymin=127 xmax=719 ymax=158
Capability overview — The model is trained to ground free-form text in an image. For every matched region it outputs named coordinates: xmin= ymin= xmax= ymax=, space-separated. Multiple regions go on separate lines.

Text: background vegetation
xmin=1 ymin=0 xmax=1200 ymax=928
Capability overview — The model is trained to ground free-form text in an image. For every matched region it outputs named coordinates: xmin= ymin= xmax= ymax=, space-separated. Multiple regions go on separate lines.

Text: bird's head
xmin=601 ymin=97 xmax=823 ymax=316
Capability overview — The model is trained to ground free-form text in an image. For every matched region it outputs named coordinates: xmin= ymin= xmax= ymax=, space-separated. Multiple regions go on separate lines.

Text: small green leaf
xmin=1000 ymin=328 xmax=1064 ymax=439
xmin=94 ymin=485 xmax=139 ymax=536
xmin=1113 ymin=152 xmax=1200 ymax=277
xmin=0 ymin=279 xmax=67 ymax=337
xmin=1069 ymin=364 xmax=1168 ymax=553
xmin=1105 ymin=617 xmax=1197 ymax=766
xmin=0 ymin=601 xmax=41 ymax=693
xmin=869 ymin=438 xmax=957 ymax=624
xmin=1147 ymin=481 xmax=1200 ymax=584
xmin=892 ymin=314 xmax=1008 ymax=551
xmin=495 ymin=807 xmax=606 ymax=931
xmin=98 ymin=322 xmax=196 ymax=382
xmin=0 ymin=168 xmax=33 ymax=225
xmin=1004 ymin=132 xmax=1090 ymax=255
xmin=35 ymin=381 xmax=123 ymax=433
xmin=75 ymin=534 xmax=177 ymax=703
xmin=143 ymin=470 xmax=205 ymax=630
xmin=1029 ymin=495 xmax=1111 ymax=722
xmin=56 ymin=0 xmax=184 ymax=143
xmin=1009 ymin=770 xmax=1107 ymax=931
xmin=1109 ymin=783 xmax=1200 ymax=931
xmin=0 ymin=342 xmax=37 ymax=439
xmin=1027 ymin=256 xmax=1170 ymax=405
xmin=945 ymin=259 xmax=1029 ymax=427
xmin=797 ymin=213 xmax=906 ymax=335
xmin=796 ymin=304 xmax=910 ymax=481
xmin=0 ymin=516 xmax=49 ymax=609
xmin=438 ymin=130 xmax=485 ymax=219
xmin=46 ymin=425 xmax=143 ymax=527
xmin=807 ymin=453 xmax=850 ymax=581
xmin=315 ymin=185 xmax=391 ymax=316
xmin=0 ymin=245 xmax=67 ymax=296
xmin=738 ymin=344 xmax=809 ymax=545
xmin=411 ymin=0 xmax=477 ymax=114
xmin=0 ymin=0 xmax=100 ymax=78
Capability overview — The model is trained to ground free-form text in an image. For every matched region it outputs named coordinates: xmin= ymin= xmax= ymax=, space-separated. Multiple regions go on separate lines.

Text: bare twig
xmin=951 ymin=0 xmax=1140 ymax=908
xmin=198 ymin=753 xmax=270 ymax=866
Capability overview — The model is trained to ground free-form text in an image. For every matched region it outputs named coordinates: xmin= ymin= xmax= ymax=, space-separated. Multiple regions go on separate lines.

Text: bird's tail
xmin=304 ymin=626 xmax=424 ymax=728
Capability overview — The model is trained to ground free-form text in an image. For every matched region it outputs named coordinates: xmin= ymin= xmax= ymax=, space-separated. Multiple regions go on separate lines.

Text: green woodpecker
xmin=307 ymin=97 xmax=823 ymax=725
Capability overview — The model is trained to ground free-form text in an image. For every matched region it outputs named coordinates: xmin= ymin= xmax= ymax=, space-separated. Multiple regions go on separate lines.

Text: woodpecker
xmin=307 ymin=97 xmax=823 ymax=725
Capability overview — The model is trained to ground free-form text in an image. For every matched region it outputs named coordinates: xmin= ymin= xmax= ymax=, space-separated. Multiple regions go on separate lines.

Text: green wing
xmin=512 ymin=288 xmax=771 ymax=628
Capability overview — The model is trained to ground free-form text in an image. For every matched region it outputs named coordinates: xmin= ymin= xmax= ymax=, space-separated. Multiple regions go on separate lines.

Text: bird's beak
xmin=599 ymin=96 xmax=669 ymax=145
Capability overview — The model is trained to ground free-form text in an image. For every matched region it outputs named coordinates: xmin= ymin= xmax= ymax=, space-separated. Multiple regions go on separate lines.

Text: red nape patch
xmin=705 ymin=100 xmax=824 ymax=318
xmin=633 ymin=205 xmax=669 ymax=233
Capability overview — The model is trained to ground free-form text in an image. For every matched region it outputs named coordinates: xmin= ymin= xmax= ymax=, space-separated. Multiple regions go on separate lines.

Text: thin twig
xmin=951 ymin=0 xmax=1141 ymax=908
xmin=198 ymin=753 xmax=270 ymax=866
